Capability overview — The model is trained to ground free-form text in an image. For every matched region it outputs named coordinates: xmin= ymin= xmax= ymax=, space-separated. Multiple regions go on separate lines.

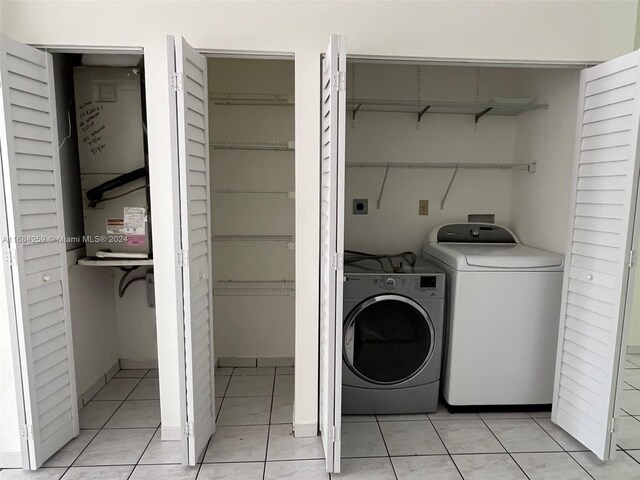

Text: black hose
xmin=86 ymin=166 xmax=148 ymax=207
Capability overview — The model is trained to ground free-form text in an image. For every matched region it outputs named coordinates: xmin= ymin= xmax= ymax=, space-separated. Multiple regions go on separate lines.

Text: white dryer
xmin=422 ymin=223 xmax=564 ymax=409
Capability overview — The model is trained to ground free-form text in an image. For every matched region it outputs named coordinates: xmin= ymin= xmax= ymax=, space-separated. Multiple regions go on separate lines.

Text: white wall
xmin=510 ymin=69 xmax=582 ymax=253
xmin=209 ymin=58 xmax=295 ymax=360
xmin=629 ymin=263 xmax=640 ymax=349
xmin=346 ymin=64 xmax=522 ymax=254
xmin=1 ymin=0 xmax=636 ymax=438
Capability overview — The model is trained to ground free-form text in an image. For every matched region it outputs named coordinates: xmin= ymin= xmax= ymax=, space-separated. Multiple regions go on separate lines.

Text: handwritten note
xmin=78 ymin=101 xmax=106 ymax=155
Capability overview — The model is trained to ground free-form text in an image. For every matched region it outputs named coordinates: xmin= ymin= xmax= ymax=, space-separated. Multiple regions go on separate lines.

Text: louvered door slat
xmin=0 ymin=34 xmax=78 ymax=469
xmin=173 ymin=36 xmax=215 ymax=466
xmin=552 ymin=49 xmax=640 ymax=461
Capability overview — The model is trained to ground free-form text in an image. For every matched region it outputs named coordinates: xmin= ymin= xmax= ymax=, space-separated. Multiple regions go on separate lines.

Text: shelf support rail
xmin=440 ymin=166 xmax=459 ymax=210
xmin=376 ymin=164 xmax=391 ymax=210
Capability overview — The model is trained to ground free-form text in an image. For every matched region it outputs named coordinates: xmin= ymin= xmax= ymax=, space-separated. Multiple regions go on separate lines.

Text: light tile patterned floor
xmin=2 ymin=359 xmax=640 ymax=479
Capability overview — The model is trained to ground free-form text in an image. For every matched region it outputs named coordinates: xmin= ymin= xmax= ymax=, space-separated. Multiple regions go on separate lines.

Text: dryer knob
xmin=470 ymin=229 xmax=480 ymax=238
xmin=385 ymin=278 xmax=396 ymax=287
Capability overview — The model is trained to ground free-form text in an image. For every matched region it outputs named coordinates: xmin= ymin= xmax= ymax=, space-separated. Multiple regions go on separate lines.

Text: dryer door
xmin=344 ymin=295 xmax=434 ymax=385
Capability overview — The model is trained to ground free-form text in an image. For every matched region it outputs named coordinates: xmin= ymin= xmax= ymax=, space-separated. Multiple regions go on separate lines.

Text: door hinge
xmin=609 ymin=417 xmax=617 ymax=434
xmin=330 ymin=253 xmax=343 ymax=271
xmin=3 ymin=245 xmax=16 ymax=266
xmin=171 ymin=72 xmax=183 ymax=92
xmin=627 ymin=249 xmax=636 ymax=268
xmin=20 ymin=424 xmax=33 ymax=441
xmin=177 ymin=249 xmax=188 ymax=266
xmin=328 ymin=425 xmax=340 ymax=443
xmin=335 ymin=71 xmax=346 ymax=92
xmin=183 ymin=422 xmax=194 ymax=438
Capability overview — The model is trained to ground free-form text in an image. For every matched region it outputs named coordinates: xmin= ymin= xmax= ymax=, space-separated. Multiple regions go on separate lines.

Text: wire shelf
xmin=210 ymin=92 xmax=294 ymax=106
xmin=77 ymin=257 xmax=153 ymax=267
xmin=347 ymin=98 xmax=548 ymax=122
xmin=214 ymin=280 xmax=295 ymax=296
xmin=210 ymin=141 xmax=295 ymax=151
xmin=213 ymin=235 xmax=294 ymax=248
xmin=212 ymin=190 xmax=295 ymax=198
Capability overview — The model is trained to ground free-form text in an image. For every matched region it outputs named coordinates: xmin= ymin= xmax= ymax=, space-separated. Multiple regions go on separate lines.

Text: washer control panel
xmin=344 ymin=272 xmax=445 ymax=300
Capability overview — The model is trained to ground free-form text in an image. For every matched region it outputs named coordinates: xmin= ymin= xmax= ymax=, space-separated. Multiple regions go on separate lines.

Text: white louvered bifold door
xmin=319 ymin=34 xmax=346 ymax=474
xmin=552 ymin=49 xmax=640 ymax=461
xmin=173 ymin=36 xmax=215 ymax=466
xmin=0 ymin=34 xmax=78 ymax=469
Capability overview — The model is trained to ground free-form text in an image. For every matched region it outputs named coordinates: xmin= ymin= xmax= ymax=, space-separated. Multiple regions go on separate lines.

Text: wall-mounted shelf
xmin=213 ymin=235 xmax=294 ymax=249
xmin=210 ymin=141 xmax=295 ymax=151
xmin=210 ymin=92 xmax=294 ymax=106
xmin=77 ymin=257 xmax=154 ymax=267
xmin=214 ymin=280 xmax=295 ymax=296
xmin=212 ymin=189 xmax=295 ymax=198
xmin=347 ymin=99 xmax=548 ymax=123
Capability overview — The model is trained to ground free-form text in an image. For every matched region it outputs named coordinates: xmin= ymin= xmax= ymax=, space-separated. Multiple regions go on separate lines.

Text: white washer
xmin=422 ymin=223 xmax=564 ymax=409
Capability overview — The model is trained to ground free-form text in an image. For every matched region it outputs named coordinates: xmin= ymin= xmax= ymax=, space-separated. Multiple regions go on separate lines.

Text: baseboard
xmin=119 ymin=358 xmax=158 ymax=369
xmin=627 ymin=345 xmax=640 ymax=355
xmin=0 ymin=451 xmax=23 ymax=468
xmin=161 ymin=426 xmax=182 ymax=441
xmin=218 ymin=357 xmax=295 ymax=367
xmin=293 ymin=422 xmax=318 ymax=438
xmin=257 ymin=357 xmax=294 ymax=367
xmin=80 ymin=360 xmax=119 ymax=406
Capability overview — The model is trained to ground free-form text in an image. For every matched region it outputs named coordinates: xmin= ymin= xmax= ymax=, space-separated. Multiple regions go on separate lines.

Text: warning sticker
xmin=124 ymin=207 xmax=147 ymax=236
xmin=106 ymin=218 xmax=125 ymax=235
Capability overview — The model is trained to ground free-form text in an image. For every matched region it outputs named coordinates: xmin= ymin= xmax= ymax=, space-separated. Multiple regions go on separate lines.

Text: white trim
xmin=119 ymin=359 xmax=158 ymax=370
xmin=31 ymin=45 xmax=144 ymax=54
xmin=161 ymin=426 xmax=182 ymax=441
xmin=106 ymin=361 xmax=120 ymax=382
xmin=347 ymin=54 xmax=596 ymax=69
xmin=80 ymin=376 xmax=106 ymax=406
xmin=257 ymin=357 xmax=294 ymax=367
xmin=198 ymin=49 xmax=293 ymax=60
xmin=293 ymin=422 xmax=318 ymax=438
xmin=628 ymin=345 xmax=640 ymax=355
xmin=0 ymin=451 xmax=23 ymax=468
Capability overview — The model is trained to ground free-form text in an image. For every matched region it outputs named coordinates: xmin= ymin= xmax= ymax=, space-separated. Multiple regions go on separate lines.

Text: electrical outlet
xmin=353 ymin=199 xmax=368 ymax=215
xmin=419 ymin=200 xmax=429 ymax=215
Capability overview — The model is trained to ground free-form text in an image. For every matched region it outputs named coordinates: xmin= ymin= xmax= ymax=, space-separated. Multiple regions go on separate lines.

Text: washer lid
xmin=424 ymin=243 xmax=564 ymax=270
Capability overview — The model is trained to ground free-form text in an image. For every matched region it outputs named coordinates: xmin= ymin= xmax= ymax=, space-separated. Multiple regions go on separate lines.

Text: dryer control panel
xmin=344 ymin=273 xmax=445 ymax=300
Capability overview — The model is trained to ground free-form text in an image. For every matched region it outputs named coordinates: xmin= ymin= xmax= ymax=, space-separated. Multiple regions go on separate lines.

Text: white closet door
xmin=172 ymin=36 xmax=215 ymax=466
xmin=0 ymin=34 xmax=78 ymax=469
xmin=319 ymin=34 xmax=346 ymax=474
xmin=552 ymin=49 xmax=640 ymax=461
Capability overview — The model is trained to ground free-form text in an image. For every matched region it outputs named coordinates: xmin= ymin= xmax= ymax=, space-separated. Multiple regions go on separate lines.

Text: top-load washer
xmin=422 ymin=223 xmax=564 ymax=409
xmin=342 ymin=257 xmax=445 ymax=414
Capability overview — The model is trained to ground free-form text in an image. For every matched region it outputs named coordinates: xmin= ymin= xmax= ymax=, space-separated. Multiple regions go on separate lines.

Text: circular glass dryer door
xmin=343 ymin=294 xmax=434 ymax=385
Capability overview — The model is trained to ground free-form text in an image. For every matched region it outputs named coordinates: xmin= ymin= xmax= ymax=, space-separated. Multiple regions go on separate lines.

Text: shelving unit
xmin=214 ymin=280 xmax=295 ymax=296
xmin=210 ymin=140 xmax=295 ymax=151
xmin=347 ymin=98 xmax=549 ymax=123
xmin=77 ymin=257 xmax=154 ymax=267
xmin=213 ymin=235 xmax=294 ymax=248
xmin=210 ymin=92 xmax=294 ymax=106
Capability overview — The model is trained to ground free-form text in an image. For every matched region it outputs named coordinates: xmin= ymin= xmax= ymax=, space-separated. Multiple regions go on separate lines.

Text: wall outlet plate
xmin=419 ymin=199 xmax=429 ymax=215
xmin=353 ymin=199 xmax=368 ymax=215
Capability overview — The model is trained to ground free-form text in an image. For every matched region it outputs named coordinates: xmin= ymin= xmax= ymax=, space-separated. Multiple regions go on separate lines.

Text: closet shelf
xmin=213 ymin=235 xmax=294 ymax=248
xmin=77 ymin=257 xmax=153 ymax=267
xmin=346 ymin=162 xmax=536 ymax=172
xmin=347 ymin=98 xmax=548 ymax=123
xmin=214 ymin=280 xmax=295 ymax=296
xmin=210 ymin=92 xmax=294 ymax=106
xmin=212 ymin=189 xmax=295 ymax=198
xmin=210 ymin=141 xmax=295 ymax=151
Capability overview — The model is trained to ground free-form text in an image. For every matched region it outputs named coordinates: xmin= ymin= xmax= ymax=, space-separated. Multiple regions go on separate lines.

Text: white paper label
xmin=124 ymin=207 xmax=147 ymax=235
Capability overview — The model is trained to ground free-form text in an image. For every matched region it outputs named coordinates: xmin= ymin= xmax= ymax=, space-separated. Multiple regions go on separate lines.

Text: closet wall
xmin=346 ymin=63 xmax=523 ymax=254
xmin=208 ymin=58 xmax=295 ymax=360
xmin=345 ymin=63 xmax=581 ymax=256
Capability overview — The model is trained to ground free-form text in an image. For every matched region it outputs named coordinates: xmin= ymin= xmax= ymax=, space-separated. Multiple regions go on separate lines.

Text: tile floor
xmin=1 ymin=357 xmax=640 ymax=479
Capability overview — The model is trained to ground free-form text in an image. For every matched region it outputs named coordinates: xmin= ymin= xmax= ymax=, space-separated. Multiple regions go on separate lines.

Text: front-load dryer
xmin=422 ymin=223 xmax=564 ymax=410
xmin=342 ymin=258 xmax=445 ymax=414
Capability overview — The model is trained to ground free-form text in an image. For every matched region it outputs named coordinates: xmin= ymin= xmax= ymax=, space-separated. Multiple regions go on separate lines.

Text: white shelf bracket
xmin=440 ymin=166 xmax=460 ymax=210
xmin=376 ymin=164 xmax=391 ymax=210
